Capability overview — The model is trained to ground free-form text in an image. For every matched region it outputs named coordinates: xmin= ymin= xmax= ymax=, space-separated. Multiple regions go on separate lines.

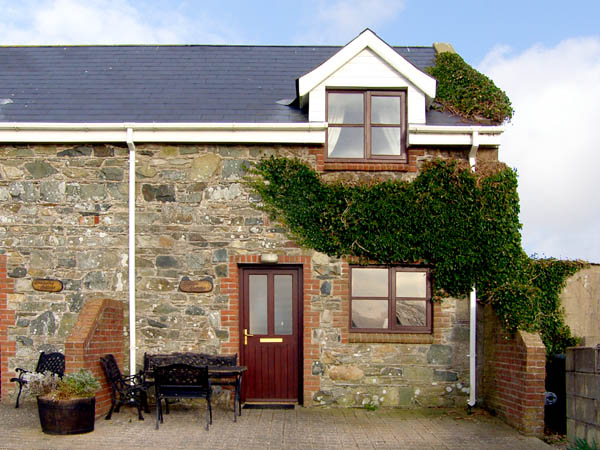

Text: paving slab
xmin=0 ymin=400 xmax=553 ymax=449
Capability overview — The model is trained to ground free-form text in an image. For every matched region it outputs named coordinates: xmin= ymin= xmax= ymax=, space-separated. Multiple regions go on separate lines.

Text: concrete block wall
xmin=64 ymin=298 xmax=124 ymax=418
xmin=567 ymin=346 xmax=600 ymax=445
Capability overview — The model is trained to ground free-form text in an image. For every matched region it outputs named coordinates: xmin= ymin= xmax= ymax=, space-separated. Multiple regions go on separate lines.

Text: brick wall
xmin=0 ymin=254 xmax=16 ymax=400
xmin=308 ymin=147 xmax=424 ymax=172
xmin=64 ymin=298 xmax=124 ymax=418
xmin=223 ymin=254 xmax=320 ymax=404
xmin=482 ymin=304 xmax=546 ymax=436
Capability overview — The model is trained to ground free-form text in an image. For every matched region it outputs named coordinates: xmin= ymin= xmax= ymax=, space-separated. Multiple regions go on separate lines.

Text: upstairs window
xmin=350 ymin=266 xmax=432 ymax=333
xmin=327 ymin=90 xmax=407 ymax=161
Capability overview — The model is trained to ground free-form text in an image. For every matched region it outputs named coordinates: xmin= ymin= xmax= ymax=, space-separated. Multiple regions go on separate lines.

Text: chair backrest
xmin=100 ymin=354 xmax=124 ymax=388
xmin=155 ymin=363 xmax=210 ymax=397
xmin=35 ymin=352 xmax=65 ymax=376
xmin=206 ymin=353 xmax=237 ymax=367
xmin=145 ymin=352 xmax=238 ymax=375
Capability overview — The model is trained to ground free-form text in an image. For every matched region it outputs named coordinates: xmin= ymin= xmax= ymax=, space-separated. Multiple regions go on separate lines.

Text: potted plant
xmin=27 ymin=369 xmax=100 ymax=435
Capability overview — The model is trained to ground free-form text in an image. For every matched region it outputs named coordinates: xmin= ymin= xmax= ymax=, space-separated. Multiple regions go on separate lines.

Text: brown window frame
xmin=326 ymin=89 xmax=408 ymax=163
xmin=349 ymin=266 xmax=432 ymax=334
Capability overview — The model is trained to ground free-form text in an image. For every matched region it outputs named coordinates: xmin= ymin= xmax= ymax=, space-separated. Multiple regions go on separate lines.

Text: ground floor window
xmin=350 ymin=266 xmax=432 ymax=333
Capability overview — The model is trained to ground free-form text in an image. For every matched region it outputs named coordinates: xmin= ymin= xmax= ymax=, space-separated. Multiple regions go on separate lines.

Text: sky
xmin=1 ymin=0 xmax=599 ymax=263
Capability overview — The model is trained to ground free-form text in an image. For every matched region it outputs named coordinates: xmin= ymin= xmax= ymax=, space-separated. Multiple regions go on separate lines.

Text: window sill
xmin=348 ymin=333 xmax=434 ymax=344
xmin=323 ymin=161 xmax=415 ymax=172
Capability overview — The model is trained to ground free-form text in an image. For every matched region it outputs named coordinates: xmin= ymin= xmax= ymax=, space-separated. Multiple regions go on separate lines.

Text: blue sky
xmin=1 ymin=0 xmax=599 ymax=262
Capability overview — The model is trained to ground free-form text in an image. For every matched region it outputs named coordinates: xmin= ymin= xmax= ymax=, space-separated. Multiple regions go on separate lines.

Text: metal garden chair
xmin=99 ymin=354 xmax=149 ymax=420
xmin=154 ymin=363 xmax=212 ymax=430
xmin=10 ymin=351 xmax=65 ymax=408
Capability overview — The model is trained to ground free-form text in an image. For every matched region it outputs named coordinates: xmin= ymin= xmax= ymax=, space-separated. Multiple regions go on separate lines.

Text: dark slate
xmin=0 ymin=45 xmax=437 ymax=124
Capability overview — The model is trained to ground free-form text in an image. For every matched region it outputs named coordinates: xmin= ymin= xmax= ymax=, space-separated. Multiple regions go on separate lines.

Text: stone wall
xmin=64 ymin=298 xmax=124 ymax=418
xmin=561 ymin=264 xmax=600 ymax=346
xmin=481 ymin=304 xmax=546 ymax=436
xmin=567 ymin=346 xmax=600 ymax=445
xmin=0 ymin=142 xmax=482 ymax=407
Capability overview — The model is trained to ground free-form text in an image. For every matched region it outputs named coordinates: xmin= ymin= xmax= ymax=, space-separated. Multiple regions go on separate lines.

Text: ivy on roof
xmin=427 ymin=52 xmax=514 ymax=124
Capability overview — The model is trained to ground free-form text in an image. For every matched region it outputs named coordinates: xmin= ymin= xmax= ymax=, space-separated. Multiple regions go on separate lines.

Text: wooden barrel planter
xmin=37 ymin=396 xmax=96 ymax=435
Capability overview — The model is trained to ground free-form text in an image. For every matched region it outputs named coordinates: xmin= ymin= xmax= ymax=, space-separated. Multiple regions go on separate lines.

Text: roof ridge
xmin=1 ymin=44 xmax=434 ymax=49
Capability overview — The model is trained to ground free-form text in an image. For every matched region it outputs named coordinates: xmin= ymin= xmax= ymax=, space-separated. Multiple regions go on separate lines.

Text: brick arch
xmin=0 ymin=254 xmax=16 ymax=400
xmin=220 ymin=254 xmax=320 ymax=404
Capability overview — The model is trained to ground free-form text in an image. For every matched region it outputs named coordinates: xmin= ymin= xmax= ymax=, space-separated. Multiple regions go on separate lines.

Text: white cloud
xmin=479 ymin=37 xmax=600 ymax=262
xmin=0 ymin=0 xmax=239 ymax=44
xmin=297 ymin=0 xmax=405 ymax=44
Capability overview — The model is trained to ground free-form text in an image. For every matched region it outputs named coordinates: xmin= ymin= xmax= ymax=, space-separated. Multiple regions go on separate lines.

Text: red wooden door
xmin=240 ymin=266 xmax=301 ymax=403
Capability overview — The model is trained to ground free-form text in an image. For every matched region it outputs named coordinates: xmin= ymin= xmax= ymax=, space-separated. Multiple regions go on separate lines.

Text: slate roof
xmin=0 ymin=45 xmax=436 ymax=123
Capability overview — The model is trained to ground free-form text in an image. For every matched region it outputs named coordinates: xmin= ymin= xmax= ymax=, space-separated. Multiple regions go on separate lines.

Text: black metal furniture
xmin=143 ymin=352 xmax=245 ymax=421
xmin=99 ymin=354 xmax=149 ymax=420
xmin=10 ymin=351 xmax=65 ymax=408
xmin=154 ymin=363 xmax=212 ymax=430
xmin=206 ymin=354 xmax=242 ymax=420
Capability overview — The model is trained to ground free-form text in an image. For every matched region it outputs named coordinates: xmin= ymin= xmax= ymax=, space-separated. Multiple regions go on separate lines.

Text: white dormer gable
xmin=297 ymin=29 xmax=437 ymax=125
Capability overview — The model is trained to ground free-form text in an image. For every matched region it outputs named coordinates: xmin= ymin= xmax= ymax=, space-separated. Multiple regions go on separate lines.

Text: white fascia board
xmin=298 ymin=29 xmax=437 ymax=104
xmin=0 ymin=122 xmax=327 ymax=144
xmin=408 ymin=125 xmax=504 ymax=146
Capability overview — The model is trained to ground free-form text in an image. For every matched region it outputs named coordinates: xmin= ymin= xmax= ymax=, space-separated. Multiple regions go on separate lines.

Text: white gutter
xmin=0 ymin=122 xmax=328 ymax=144
xmin=126 ymin=127 xmax=136 ymax=375
xmin=408 ymin=124 xmax=503 ymax=147
xmin=467 ymin=130 xmax=479 ymax=408
xmin=0 ymin=122 xmax=504 ymax=147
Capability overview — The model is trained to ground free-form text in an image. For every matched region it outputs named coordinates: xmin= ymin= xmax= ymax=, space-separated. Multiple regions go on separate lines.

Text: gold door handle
xmin=244 ymin=328 xmax=254 ymax=345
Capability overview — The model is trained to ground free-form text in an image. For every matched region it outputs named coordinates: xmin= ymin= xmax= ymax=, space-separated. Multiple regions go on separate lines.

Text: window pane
xmin=396 ymin=300 xmax=427 ymax=326
xmin=328 ymin=127 xmax=364 ymax=158
xmin=396 ymin=271 xmax=427 ymax=298
xmin=371 ymin=96 xmax=401 ymax=124
xmin=274 ymin=275 xmax=293 ymax=335
xmin=352 ymin=268 xmax=388 ymax=297
xmin=328 ymin=93 xmax=363 ymax=124
xmin=249 ymin=275 xmax=268 ymax=334
xmin=352 ymin=300 xmax=388 ymax=329
xmin=372 ymin=127 xmax=401 ymax=156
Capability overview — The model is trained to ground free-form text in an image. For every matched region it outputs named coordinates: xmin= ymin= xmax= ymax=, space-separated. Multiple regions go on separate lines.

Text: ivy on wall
xmin=426 ymin=52 xmax=514 ymax=124
xmin=248 ymin=157 xmax=586 ymax=355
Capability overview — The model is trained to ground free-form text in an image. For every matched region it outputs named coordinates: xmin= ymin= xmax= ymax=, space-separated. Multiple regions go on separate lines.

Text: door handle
xmin=244 ymin=328 xmax=254 ymax=345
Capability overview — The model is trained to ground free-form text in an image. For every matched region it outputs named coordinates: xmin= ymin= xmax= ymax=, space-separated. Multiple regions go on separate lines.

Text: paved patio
xmin=0 ymin=400 xmax=554 ymax=449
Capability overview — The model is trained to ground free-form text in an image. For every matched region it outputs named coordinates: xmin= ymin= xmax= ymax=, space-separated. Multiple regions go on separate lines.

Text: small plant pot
xmin=37 ymin=396 xmax=96 ymax=435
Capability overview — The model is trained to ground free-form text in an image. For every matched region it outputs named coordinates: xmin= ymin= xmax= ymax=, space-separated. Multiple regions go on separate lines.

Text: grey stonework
xmin=1 ymin=142 xmax=476 ymax=407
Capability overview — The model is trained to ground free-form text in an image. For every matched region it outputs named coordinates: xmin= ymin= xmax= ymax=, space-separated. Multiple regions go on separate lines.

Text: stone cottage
xmin=0 ymin=29 xmax=506 ymax=408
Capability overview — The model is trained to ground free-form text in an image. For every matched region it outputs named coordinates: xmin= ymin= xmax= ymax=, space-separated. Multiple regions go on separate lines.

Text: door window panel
xmin=274 ymin=275 xmax=293 ymax=335
xmin=249 ymin=275 xmax=268 ymax=335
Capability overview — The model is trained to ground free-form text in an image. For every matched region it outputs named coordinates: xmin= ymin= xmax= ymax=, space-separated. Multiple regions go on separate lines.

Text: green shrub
xmin=568 ymin=438 xmax=599 ymax=450
xmin=426 ymin=52 xmax=513 ymax=124
xmin=248 ymin=157 xmax=586 ymax=354
xmin=29 ymin=369 xmax=100 ymax=400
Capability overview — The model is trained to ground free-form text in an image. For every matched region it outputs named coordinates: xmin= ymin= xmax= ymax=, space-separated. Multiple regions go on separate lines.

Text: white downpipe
xmin=468 ymin=287 xmax=477 ymax=407
xmin=126 ymin=128 xmax=136 ymax=375
xmin=468 ymin=130 xmax=479 ymax=407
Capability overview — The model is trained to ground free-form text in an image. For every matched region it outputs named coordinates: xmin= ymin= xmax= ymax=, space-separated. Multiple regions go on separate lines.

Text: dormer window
xmin=326 ymin=90 xmax=407 ymax=161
